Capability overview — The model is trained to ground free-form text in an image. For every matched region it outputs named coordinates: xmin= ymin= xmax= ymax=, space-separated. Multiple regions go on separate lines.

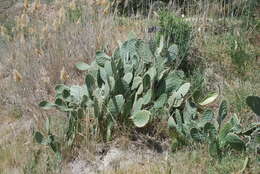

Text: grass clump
xmin=227 ymin=32 xmax=254 ymax=74
xmin=66 ymin=1 xmax=82 ymax=23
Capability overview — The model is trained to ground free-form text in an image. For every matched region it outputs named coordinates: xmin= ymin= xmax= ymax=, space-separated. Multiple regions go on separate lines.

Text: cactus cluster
xmin=35 ymin=36 xmax=259 ymax=160
xmin=36 ymin=36 xmax=190 ymax=143
xmin=168 ymin=99 xmax=259 ymax=158
xmin=75 ymin=36 xmax=189 ymax=139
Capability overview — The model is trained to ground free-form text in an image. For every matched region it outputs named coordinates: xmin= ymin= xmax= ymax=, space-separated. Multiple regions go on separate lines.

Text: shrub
xmin=228 ymin=33 xmax=252 ymax=74
xmin=156 ymin=11 xmax=193 ymax=73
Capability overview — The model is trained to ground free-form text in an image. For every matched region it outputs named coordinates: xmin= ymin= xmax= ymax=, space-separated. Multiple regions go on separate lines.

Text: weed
xmin=23 ymin=150 xmax=41 ymax=174
xmin=207 ymin=153 xmax=246 ymax=174
xmin=67 ymin=2 xmax=82 ymax=23
xmin=9 ymin=105 xmax=23 ymax=120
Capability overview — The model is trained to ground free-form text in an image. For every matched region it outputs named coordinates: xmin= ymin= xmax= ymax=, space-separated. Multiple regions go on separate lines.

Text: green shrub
xmin=156 ymin=11 xmax=192 ymax=73
xmin=228 ymin=34 xmax=252 ymax=73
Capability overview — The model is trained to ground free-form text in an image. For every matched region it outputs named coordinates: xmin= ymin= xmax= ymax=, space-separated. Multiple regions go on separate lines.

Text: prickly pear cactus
xmin=38 ymin=36 xmax=185 ymax=143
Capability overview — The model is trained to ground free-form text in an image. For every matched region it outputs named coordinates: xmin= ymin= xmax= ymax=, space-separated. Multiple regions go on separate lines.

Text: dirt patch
xmin=62 ymin=142 xmax=169 ymax=174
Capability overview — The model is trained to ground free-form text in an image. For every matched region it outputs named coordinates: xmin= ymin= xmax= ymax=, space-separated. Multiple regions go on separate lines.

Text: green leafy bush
xmin=156 ymin=11 xmax=192 ymax=73
xmin=228 ymin=34 xmax=252 ymax=73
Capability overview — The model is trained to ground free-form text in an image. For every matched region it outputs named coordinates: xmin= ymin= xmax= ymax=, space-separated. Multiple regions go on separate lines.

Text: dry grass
xmin=0 ymin=2 xmax=149 ymax=173
xmin=0 ymin=0 xmax=146 ymax=125
xmin=104 ymin=146 xmax=259 ymax=174
xmin=0 ymin=123 xmax=33 ymax=174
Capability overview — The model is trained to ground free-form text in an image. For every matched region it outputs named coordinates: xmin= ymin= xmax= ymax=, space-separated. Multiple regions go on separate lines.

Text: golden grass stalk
xmin=13 ymin=70 xmax=23 ymax=82
xmin=33 ymin=0 xmax=41 ymax=10
xmin=60 ymin=66 xmax=69 ymax=82
xmin=24 ymin=0 xmax=29 ymax=9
